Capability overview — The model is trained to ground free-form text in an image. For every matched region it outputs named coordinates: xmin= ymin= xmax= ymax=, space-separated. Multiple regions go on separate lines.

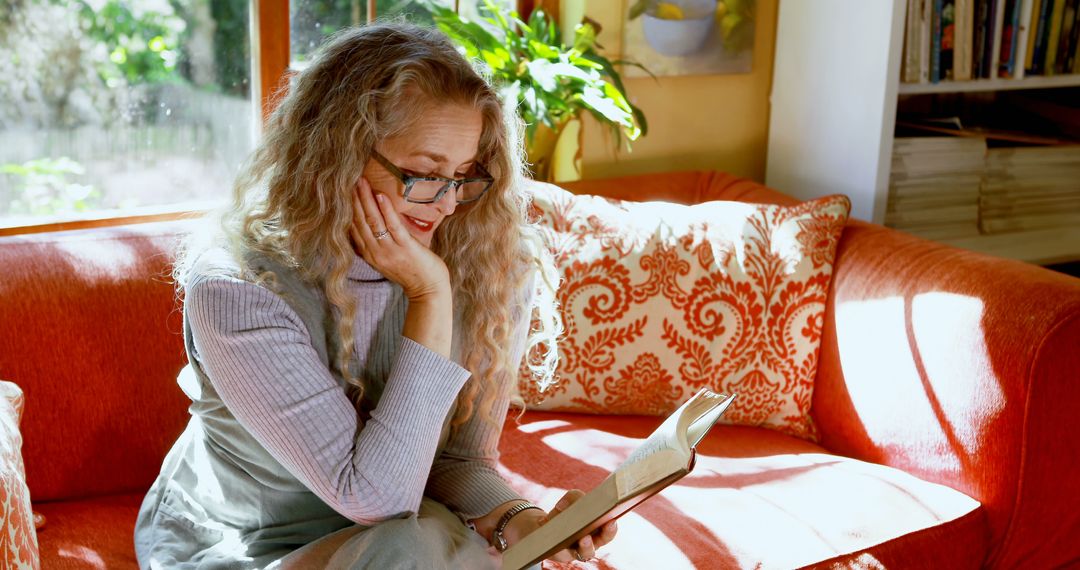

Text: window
xmin=0 ymin=0 xmax=530 ymax=234
xmin=289 ymin=0 xmax=513 ymax=64
xmin=0 ymin=0 xmax=255 ymax=232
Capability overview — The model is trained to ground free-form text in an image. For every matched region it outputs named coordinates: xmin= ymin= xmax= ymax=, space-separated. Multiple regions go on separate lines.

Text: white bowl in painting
xmin=642 ymin=0 xmax=716 ymax=57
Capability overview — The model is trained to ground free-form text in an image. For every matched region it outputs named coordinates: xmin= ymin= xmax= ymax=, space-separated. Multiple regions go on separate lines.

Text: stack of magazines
xmin=980 ymin=145 xmax=1080 ymax=233
xmin=887 ymin=136 xmax=987 ymax=240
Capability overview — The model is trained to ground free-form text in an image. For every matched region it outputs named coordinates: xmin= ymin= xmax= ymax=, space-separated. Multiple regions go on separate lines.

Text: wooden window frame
xmin=1 ymin=0 xmax=551 ymax=237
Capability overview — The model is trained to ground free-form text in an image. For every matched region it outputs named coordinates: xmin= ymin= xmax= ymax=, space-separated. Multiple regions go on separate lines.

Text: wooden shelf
xmin=942 ymin=226 xmax=1080 ymax=265
xmin=899 ymin=74 xmax=1080 ymax=95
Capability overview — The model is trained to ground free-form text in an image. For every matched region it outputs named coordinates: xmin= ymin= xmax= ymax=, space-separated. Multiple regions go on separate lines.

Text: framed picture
xmin=622 ymin=0 xmax=755 ymax=77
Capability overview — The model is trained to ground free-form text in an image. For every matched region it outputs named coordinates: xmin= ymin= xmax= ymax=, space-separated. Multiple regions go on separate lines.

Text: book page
xmin=685 ymin=391 xmax=736 ymax=448
xmin=614 ymin=390 xmax=734 ymax=496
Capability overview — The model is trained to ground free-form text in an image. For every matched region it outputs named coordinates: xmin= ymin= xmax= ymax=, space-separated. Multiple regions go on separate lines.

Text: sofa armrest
xmin=811 ymin=220 xmax=1080 ymax=568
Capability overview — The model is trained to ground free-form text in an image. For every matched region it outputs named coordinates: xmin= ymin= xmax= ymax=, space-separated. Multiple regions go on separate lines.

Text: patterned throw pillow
xmin=0 ymin=381 xmax=40 ymax=570
xmin=517 ymin=182 xmax=850 ymax=440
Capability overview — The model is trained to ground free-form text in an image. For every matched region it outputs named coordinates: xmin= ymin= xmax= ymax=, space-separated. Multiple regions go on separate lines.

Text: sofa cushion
xmin=520 ymin=182 xmax=850 ymax=439
xmin=498 ymin=412 xmax=987 ymax=569
xmin=0 ymin=223 xmax=194 ymax=502
xmin=0 ymin=380 xmax=40 ymax=569
xmin=33 ymin=492 xmax=143 ymax=569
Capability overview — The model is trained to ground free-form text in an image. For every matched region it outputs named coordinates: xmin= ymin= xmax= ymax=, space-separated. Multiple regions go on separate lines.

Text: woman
xmin=134 ymin=21 xmax=616 ymax=569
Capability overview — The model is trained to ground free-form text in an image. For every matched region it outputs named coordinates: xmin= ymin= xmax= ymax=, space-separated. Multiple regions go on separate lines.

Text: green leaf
xmin=631 ymin=103 xmax=649 ymax=137
xmin=572 ymin=22 xmax=598 ymax=52
xmin=528 ymin=40 xmax=559 ymax=60
xmin=580 ymin=87 xmax=631 ymax=126
xmin=426 ymin=0 xmax=649 ymax=157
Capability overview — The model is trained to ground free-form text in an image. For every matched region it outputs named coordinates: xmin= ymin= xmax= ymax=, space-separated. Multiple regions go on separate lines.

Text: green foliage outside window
xmin=72 ymin=0 xmax=187 ymax=86
xmin=0 ymin=158 xmax=100 ymax=217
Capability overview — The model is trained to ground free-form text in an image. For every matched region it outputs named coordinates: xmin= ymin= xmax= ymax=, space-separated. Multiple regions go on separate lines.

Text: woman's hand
xmin=503 ymin=490 xmax=619 ymax=564
xmin=349 ymin=177 xmax=450 ymax=302
xmin=351 ymin=177 xmax=454 ymax=357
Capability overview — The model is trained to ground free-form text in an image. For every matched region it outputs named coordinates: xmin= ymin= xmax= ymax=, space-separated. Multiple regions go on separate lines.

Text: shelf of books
xmin=900 ymin=0 xmax=1080 ymax=88
xmin=888 ymin=0 xmax=1080 ymax=265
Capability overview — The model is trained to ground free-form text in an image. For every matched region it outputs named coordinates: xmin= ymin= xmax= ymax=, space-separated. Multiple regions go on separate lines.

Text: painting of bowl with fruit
xmin=642 ymin=0 xmax=716 ymax=56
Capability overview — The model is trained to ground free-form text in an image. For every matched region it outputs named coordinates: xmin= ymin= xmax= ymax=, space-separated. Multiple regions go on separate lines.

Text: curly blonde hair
xmin=175 ymin=21 xmax=560 ymax=426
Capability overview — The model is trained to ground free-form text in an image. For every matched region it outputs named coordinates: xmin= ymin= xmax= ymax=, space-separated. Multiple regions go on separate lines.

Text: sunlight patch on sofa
xmin=515 ymin=419 xmax=571 ymax=433
xmin=834 ymin=293 xmax=1002 ymax=472
xmin=541 ymin=429 xmax=642 ymax=472
xmin=595 ymin=511 xmax=697 ymax=570
xmin=58 ymin=545 xmax=105 ymax=568
xmin=55 ymin=238 xmax=139 ymax=277
xmin=910 ymin=292 xmax=1004 ymax=457
xmin=661 ymin=452 xmax=979 ymax=568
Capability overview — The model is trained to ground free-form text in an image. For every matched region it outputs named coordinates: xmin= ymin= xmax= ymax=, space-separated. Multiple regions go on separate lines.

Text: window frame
xmin=0 ymin=0 xmax=549 ymax=237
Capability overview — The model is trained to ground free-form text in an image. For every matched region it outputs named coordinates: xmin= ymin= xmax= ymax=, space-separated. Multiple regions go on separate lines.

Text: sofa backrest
xmin=561 ymin=169 xmax=799 ymax=207
xmin=0 ymin=171 xmax=793 ymax=503
xmin=0 ymin=221 xmax=194 ymax=502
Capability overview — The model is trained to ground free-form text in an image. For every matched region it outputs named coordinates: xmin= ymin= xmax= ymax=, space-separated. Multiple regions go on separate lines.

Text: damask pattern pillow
xmin=517 ymin=182 xmax=850 ymax=440
xmin=0 ymin=381 xmax=40 ymax=570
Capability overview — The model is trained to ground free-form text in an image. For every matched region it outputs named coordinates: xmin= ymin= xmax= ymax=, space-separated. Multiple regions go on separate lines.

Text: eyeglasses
xmin=372 ymin=151 xmax=494 ymax=204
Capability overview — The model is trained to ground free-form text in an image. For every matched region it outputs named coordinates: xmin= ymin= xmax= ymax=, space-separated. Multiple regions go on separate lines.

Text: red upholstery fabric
xmin=33 ymin=493 xmax=142 ymax=569
xmin=498 ymin=412 xmax=986 ymax=569
xmin=562 ymin=170 xmax=800 ymax=207
xmin=0 ymin=224 xmax=193 ymax=502
xmin=810 ymin=221 xmax=1080 ymax=569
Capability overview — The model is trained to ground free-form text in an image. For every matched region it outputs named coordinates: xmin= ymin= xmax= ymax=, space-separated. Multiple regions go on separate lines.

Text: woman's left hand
xmin=504 ymin=490 xmax=619 ymax=564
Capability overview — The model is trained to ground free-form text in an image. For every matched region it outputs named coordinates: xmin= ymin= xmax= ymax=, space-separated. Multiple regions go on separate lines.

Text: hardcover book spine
xmin=1031 ymin=0 xmax=1056 ymax=73
xmin=1014 ymin=0 xmax=1036 ymax=78
xmin=989 ymin=0 xmax=1008 ymax=77
xmin=974 ymin=0 xmax=988 ymax=76
xmin=932 ymin=0 xmax=944 ymax=81
xmin=1055 ymin=0 xmax=1079 ymax=72
xmin=999 ymin=0 xmax=1022 ymax=76
xmin=905 ymin=0 xmax=924 ymax=82
xmin=1074 ymin=11 xmax=1080 ymax=70
xmin=955 ymin=0 xmax=975 ymax=78
xmin=922 ymin=0 xmax=935 ymax=81
xmin=942 ymin=0 xmax=957 ymax=78
xmin=1045 ymin=0 xmax=1067 ymax=73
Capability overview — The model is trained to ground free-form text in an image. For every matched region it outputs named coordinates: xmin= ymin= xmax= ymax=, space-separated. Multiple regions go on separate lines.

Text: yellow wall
xmin=578 ymin=0 xmax=778 ymax=182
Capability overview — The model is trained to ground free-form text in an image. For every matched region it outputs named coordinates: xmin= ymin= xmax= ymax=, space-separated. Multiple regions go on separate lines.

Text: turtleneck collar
xmin=347 ymin=254 xmax=386 ymax=282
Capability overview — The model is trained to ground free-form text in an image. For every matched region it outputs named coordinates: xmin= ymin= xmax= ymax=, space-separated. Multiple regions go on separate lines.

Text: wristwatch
xmin=492 ymin=501 xmax=543 ymax=552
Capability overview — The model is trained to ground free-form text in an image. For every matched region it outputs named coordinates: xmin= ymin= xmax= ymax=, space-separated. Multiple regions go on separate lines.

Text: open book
xmin=501 ymin=389 xmax=736 ymax=570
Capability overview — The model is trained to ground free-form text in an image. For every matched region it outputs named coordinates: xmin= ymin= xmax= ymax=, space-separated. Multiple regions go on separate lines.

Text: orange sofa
xmin=2 ymin=171 xmax=1079 ymax=569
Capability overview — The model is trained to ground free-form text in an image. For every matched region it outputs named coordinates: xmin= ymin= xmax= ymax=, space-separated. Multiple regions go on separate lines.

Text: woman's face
xmin=363 ymin=102 xmax=484 ymax=248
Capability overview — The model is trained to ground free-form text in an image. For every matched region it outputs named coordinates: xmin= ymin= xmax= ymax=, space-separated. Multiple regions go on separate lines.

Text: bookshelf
xmin=899 ymin=74 xmax=1080 ymax=94
xmin=765 ymin=0 xmax=1080 ymax=265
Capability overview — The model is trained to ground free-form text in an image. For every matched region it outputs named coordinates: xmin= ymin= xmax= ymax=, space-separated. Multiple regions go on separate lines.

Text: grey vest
xmin=134 ymin=250 xmax=453 ymax=569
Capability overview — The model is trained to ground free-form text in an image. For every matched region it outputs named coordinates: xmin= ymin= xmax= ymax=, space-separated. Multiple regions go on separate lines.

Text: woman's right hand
xmin=349 ymin=177 xmax=451 ymax=302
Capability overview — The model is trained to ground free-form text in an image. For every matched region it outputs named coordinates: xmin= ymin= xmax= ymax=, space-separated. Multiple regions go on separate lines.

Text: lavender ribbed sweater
xmin=133 ymin=247 xmax=529 ymax=568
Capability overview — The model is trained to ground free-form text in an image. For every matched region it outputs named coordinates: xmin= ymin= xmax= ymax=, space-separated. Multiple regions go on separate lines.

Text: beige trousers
xmin=270 ymin=498 xmax=499 ymax=570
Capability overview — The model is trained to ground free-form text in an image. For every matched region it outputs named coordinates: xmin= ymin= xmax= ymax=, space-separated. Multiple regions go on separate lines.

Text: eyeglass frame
xmin=370 ymin=150 xmax=494 ymax=204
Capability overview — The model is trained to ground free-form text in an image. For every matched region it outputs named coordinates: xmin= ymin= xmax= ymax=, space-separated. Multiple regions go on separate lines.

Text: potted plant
xmin=422 ymin=0 xmax=647 ymax=182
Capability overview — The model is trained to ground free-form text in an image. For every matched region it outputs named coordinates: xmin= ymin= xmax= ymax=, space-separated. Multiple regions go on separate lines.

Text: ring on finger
xmin=373 ymin=229 xmax=390 ymax=240
xmin=574 ymin=549 xmax=587 ymax=562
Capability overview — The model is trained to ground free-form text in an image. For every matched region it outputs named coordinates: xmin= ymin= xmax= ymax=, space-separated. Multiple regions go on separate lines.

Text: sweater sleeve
xmin=185 ymin=272 xmax=471 ymax=525
xmin=423 ymin=276 xmax=535 ymax=519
